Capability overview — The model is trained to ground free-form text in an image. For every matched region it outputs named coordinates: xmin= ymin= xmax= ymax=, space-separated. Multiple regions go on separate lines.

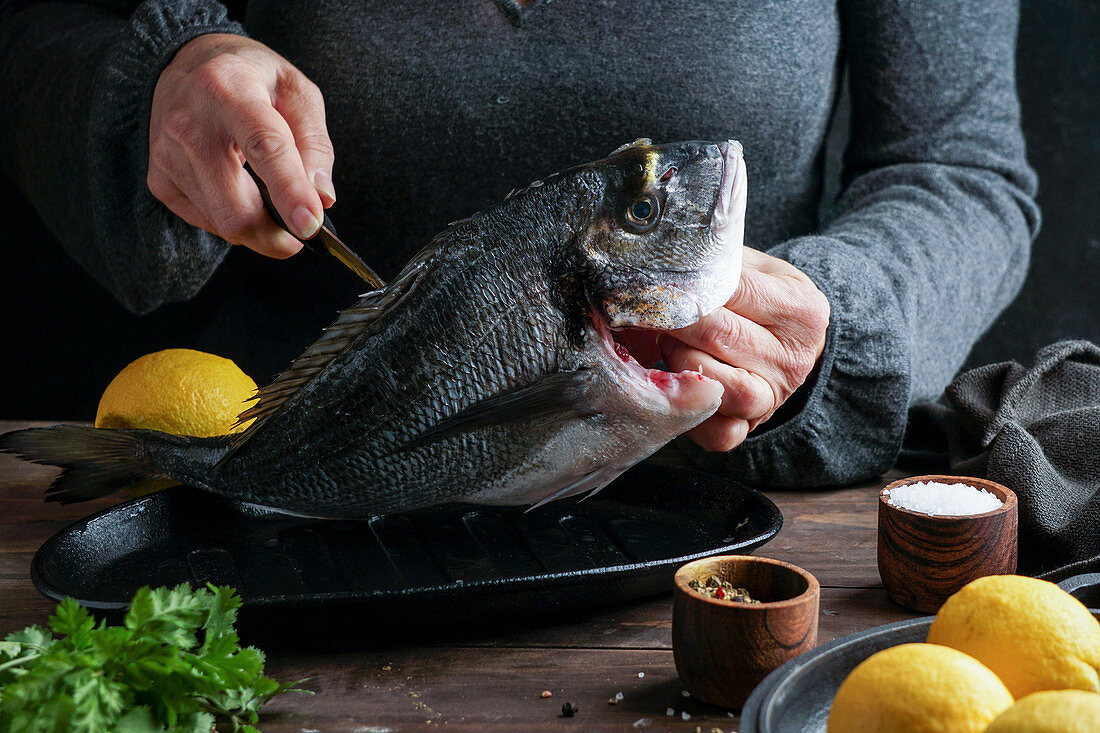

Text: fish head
xmin=551 ymin=141 xmax=748 ymax=460
xmin=578 ymin=139 xmax=746 ymax=330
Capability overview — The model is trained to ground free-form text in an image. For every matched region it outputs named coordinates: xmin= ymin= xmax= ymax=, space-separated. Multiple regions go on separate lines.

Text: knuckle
xmin=723 ymin=372 xmax=757 ymax=410
xmin=299 ymin=79 xmax=325 ymax=109
xmin=698 ymin=314 xmax=743 ymax=353
xmin=733 ymin=373 xmax=776 ymax=419
xmin=193 ymin=57 xmax=240 ymax=97
xmin=279 ymin=71 xmax=325 ymax=106
xmin=241 ymin=129 xmax=289 ymax=166
xmin=756 ymin=380 xmax=780 ymax=416
xmin=162 ymin=108 xmax=198 ymax=149
xmin=148 ymin=144 xmax=176 ymax=174
xmin=301 ymin=130 xmax=334 ymax=158
xmin=795 ymin=352 xmax=817 ymax=380
xmin=779 ymin=346 xmax=817 ymax=383
xmin=801 ymin=287 xmax=831 ymax=333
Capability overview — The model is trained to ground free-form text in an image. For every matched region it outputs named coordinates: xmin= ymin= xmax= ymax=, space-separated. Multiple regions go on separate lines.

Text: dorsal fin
xmin=609 ymin=138 xmax=652 ymax=155
xmin=216 ymin=250 xmax=436 ymax=465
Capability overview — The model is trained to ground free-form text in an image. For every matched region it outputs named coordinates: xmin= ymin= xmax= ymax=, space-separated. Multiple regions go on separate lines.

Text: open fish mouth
xmin=593 ymin=309 xmax=712 ymax=408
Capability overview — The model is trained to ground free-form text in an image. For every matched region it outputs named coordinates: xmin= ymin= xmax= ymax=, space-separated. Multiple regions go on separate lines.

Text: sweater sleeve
xmin=681 ymin=0 xmax=1040 ymax=487
xmin=0 ymin=0 xmax=244 ymax=315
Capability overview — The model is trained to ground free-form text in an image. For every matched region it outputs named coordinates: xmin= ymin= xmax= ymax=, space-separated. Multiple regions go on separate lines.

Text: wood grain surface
xmin=878 ymin=475 xmax=1018 ymax=613
xmin=0 ymin=420 xmax=920 ymax=731
xmin=672 ymin=556 xmax=820 ymax=708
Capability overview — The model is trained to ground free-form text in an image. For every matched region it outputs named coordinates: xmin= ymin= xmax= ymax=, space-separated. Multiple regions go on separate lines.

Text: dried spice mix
xmin=687 ymin=575 xmax=760 ymax=603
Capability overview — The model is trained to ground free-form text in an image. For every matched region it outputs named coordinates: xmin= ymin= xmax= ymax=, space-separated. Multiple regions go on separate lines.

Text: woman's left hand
xmin=658 ymin=246 xmax=830 ymax=451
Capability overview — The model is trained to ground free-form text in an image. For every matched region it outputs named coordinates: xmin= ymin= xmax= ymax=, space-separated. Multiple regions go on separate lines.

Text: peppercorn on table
xmin=0 ymin=420 xmax=919 ymax=731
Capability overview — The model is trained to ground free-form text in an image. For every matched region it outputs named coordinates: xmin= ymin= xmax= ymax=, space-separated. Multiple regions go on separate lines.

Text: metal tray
xmin=741 ymin=579 xmax=1099 ymax=733
xmin=31 ymin=462 xmax=781 ymax=625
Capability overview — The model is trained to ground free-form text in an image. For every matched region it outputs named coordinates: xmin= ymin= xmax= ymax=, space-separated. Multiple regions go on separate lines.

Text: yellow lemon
xmin=926 ymin=575 xmax=1100 ymax=699
xmin=95 ymin=349 xmax=257 ymax=496
xmin=96 ymin=349 xmax=257 ymax=436
xmin=985 ymin=690 xmax=1100 ymax=733
xmin=826 ymin=643 xmax=1013 ymax=733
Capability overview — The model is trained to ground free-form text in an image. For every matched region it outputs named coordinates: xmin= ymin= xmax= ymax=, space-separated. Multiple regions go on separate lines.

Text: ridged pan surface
xmin=31 ymin=462 xmax=782 ymax=620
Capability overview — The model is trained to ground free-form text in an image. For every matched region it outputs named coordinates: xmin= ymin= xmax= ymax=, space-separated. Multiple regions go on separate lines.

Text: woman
xmin=0 ymin=0 xmax=1039 ymax=487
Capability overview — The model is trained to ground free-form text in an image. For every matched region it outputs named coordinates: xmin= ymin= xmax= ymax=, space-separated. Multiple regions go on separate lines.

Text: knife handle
xmin=242 ymin=162 xmax=386 ymax=289
xmin=243 ymin=162 xmax=334 ymax=254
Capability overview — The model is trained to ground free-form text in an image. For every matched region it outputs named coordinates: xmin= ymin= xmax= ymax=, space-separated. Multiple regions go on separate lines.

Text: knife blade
xmin=243 ymin=163 xmax=386 ymax=290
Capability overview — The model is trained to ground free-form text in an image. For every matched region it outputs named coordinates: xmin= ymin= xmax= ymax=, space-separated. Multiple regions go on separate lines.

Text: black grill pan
xmin=31 ymin=462 xmax=781 ymax=624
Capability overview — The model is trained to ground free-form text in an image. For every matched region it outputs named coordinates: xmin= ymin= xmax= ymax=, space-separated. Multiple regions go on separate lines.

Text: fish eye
xmin=624 ymin=193 xmax=661 ymax=232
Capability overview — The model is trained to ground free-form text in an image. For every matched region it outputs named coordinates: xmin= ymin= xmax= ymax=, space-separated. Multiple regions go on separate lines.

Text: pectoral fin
xmin=526 ymin=462 xmax=625 ymax=511
xmin=401 ymin=370 xmax=595 ymax=451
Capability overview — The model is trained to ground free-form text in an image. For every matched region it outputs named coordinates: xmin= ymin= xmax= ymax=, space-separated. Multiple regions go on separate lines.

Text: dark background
xmin=1 ymin=0 xmax=1097 ymax=419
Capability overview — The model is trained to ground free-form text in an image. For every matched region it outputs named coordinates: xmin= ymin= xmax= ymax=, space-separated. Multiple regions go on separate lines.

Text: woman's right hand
xmin=148 ymin=33 xmax=335 ymax=258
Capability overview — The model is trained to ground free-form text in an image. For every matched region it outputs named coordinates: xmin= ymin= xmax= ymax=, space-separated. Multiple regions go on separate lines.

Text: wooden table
xmin=0 ymin=420 xmax=919 ymax=731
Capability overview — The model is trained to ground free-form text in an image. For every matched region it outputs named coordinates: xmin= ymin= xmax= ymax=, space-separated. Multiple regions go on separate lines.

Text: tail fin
xmin=0 ymin=425 xmax=200 ymax=503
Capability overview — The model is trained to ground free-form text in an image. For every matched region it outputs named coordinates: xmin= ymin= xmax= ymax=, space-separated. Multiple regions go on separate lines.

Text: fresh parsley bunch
xmin=0 ymin=584 xmax=307 ymax=732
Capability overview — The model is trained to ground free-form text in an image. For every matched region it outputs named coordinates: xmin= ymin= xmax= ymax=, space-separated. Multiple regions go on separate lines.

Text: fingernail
xmin=292 ymin=206 xmax=321 ymax=238
xmin=314 ymin=170 xmax=336 ymax=205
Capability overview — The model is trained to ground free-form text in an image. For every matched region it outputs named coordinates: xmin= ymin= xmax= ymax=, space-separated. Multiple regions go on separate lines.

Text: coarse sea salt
xmin=884 ymin=481 xmax=1003 ymax=516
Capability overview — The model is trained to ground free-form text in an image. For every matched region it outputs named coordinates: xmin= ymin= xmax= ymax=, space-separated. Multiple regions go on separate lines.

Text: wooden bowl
xmin=878 ymin=474 xmax=1018 ymax=613
xmin=672 ymin=555 xmax=820 ymax=709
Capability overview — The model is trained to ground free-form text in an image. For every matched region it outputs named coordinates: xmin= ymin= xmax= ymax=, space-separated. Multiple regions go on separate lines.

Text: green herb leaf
xmin=49 ymin=597 xmax=96 ymax=641
xmin=0 ymin=584 xmax=305 ymax=732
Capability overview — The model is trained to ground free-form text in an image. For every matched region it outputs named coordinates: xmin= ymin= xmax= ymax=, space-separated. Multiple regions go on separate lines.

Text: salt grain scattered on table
xmin=884 ymin=481 xmax=1002 ymax=516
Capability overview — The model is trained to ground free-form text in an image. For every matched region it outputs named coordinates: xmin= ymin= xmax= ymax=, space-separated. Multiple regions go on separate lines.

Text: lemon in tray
xmin=95 ymin=348 xmax=257 ymax=496
xmin=827 ymin=574 xmax=1100 ymax=732
xmin=826 ymin=642 xmax=1012 ymax=732
xmin=985 ymin=689 xmax=1100 ymax=733
xmin=927 ymin=574 xmax=1100 ymax=698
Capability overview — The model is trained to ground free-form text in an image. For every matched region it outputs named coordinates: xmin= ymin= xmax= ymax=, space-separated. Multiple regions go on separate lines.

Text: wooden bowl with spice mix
xmin=878 ymin=474 xmax=1018 ymax=613
xmin=672 ymin=555 xmax=820 ymax=709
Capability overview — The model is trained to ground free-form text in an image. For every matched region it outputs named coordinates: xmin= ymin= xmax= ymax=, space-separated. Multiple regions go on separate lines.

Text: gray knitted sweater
xmin=0 ymin=0 xmax=1039 ymax=488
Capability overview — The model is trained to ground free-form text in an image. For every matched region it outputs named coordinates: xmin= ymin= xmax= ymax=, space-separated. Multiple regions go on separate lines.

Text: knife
xmin=244 ymin=162 xmax=386 ymax=290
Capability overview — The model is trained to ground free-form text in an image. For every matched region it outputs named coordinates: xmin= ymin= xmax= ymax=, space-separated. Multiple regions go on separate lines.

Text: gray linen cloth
xmin=902 ymin=341 xmax=1100 ymax=576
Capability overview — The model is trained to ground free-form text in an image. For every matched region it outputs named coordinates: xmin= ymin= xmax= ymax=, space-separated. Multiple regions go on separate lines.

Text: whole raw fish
xmin=2 ymin=139 xmax=747 ymax=518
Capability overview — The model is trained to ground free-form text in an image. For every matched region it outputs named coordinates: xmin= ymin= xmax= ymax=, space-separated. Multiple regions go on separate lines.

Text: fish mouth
xmin=711 ymin=140 xmax=745 ymax=239
xmin=592 ymin=309 xmax=712 ymax=406
xmin=695 ymin=139 xmax=747 ymax=313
